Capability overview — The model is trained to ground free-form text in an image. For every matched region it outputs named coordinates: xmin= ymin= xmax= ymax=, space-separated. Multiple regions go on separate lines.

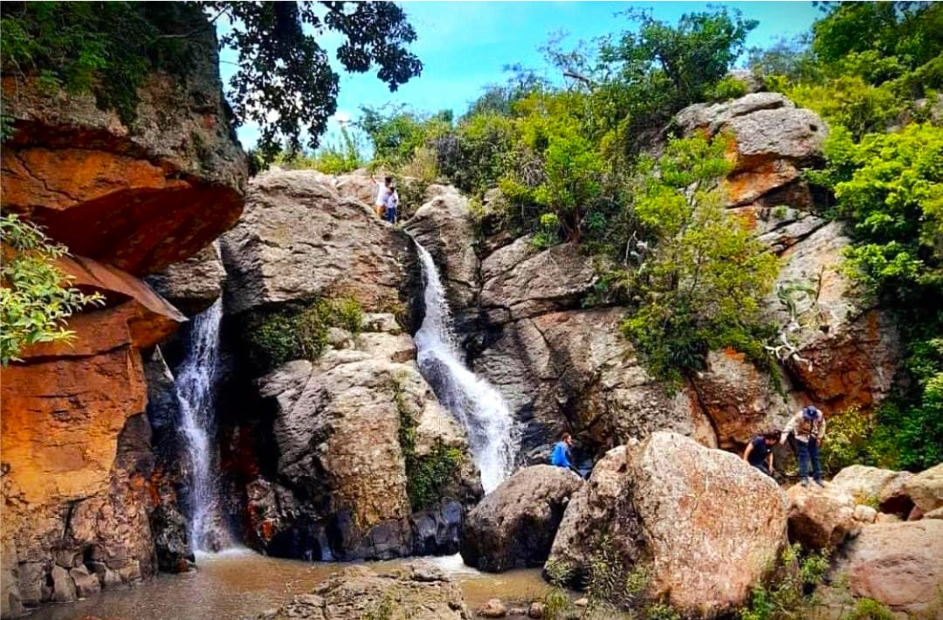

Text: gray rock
xmin=902 ymin=463 xmax=943 ymax=514
xmin=477 ymin=598 xmax=508 ymax=618
xmin=832 ymin=465 xmax=915 ymax=515
xmin=220 ymin=169 xmax=416 ymax=318
xmin=69 ymin=565 xmax=101 ymax=598
xmin=50 ymin=565 xmax=76 ymax=603
xmin=405 ymin=186 xmax=479 ymax=318
xmin=768 ymin=222 xmax=901 ymax=410
xmin=146 ymin=242 xmax=226 ymax=316
xmin=786 ymin=483 xmax=860 ymax=549
xmin=264 ymin=563 xmax=470 ymax=619
xmin=675 ymin=92 xmax=793 ymax=136
xmin=479 ymin=241 xmax=598 ymax=324
xmin=460 ymin=465 xmax=583 ymax=572
xmin=474 ymin=308 xmax=715 ymax=455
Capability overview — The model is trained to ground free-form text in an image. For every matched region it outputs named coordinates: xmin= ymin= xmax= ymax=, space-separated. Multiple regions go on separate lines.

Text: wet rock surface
xmin=261 ymin=563 xmax=470 ymax=620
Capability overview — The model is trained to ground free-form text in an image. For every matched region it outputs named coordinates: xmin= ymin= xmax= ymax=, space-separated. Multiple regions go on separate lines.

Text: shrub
xmin=242 ymin=297 xmax=362 ymax=371
xmin=393 ymin=377 xmax=463 ymax=511
xmin=705 ymin=75 xmax=749 ymax=102
xmin=0 ymin=214 xmax=104 ymax=364
xmin=621 ymin=134 xmax=780 ymax=386
xmin=819 ymin=407 xmax=872 ymax=476
xmin=842 ymin=598 xmax=894 ymax=620
xmin=739 ymin=544 xmax=830 ymax=620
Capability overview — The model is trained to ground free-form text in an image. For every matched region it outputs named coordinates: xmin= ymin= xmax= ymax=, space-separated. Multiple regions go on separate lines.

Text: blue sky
xmin=220 ymin=2 xmax=822 ymax=150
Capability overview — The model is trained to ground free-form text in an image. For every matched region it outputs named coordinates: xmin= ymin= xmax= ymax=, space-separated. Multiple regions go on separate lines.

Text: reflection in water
xmin=26 ymin=551 xmax=547 ymax=620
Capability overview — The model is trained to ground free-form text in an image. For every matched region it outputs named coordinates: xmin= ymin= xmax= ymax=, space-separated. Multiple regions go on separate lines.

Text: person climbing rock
xmin=550 ymin=432 xmax=577 ymax=474
xmin=373 ymin=174 xmax=393 ymax=218
xmin=742 ymin=431 xmax=779 ymax=477
xmin=384 ymin=183 xmax=399 ymax=224
xmin=781 ymin=406 xmax=826 ymax=488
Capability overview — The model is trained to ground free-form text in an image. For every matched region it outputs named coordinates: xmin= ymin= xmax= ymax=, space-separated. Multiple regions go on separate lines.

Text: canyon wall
xmin=0 ymin=6 xmax=247 ymax=615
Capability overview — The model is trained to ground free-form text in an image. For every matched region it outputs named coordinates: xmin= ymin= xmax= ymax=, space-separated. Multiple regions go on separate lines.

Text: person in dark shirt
xmin=743 ymin=431 xmax=779 ymax=477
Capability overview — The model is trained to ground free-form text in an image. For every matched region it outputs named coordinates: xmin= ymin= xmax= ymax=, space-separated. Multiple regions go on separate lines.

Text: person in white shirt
xmin=781 ymin=406 xmax=827 ymax=488
xmin=384 ymin=185 xmax=399 ymax=224
xmin=373 ymin=175 xmax=392 ymax=219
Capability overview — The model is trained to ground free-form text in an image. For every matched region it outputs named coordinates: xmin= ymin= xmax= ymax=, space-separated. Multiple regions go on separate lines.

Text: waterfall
xmin=413 ymin=242 xmax=519 ymax=492
xmin=174 ymin=298 xmax=229 ymax=552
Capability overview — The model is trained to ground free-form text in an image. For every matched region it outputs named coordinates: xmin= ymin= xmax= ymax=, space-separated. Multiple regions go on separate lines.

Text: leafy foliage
xmin=393 ymin=377 xmax=463 ymax=511
xmin=739 ymin=543 xmax=830 ymax=620
xmin=272 ymin=126 xmax=365 ymax=174
xmin=818 ymin=407 xmax=873 ymax=476
xmin=0 ymin=214 xmax=103 ymax=365
xmin=241 ymin=297 xmax=362 ymax=371
xmin=0 ymin=2 xmax=422 ymax=161
xmin=621 ymin=135 xmax=780 ymax=385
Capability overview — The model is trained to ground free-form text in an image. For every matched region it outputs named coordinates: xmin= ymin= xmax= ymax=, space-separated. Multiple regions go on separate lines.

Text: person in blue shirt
xmin=550 ymin=432 xmax=575 ymax=471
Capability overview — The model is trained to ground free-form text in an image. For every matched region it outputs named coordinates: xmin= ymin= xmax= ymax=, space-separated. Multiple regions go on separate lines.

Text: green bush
xmin=242 ymin=297 xmax=363 ymax=371
xmin=739 ymin=544 xmax=830 ymax=620
xmin=842 ymin=598 xmax=893 ymax=620
xmin=705 ymin=75 xmax=749 ymax=102
xmin=819 ymin=407 xmax=872 ymax=476
xmin=621 ymin=135 xmax=780 ymax=386
xmin=0 ymin=214 xmax=104 ymax=365
xmin=393 ymin=378 xmax=463 ymax=511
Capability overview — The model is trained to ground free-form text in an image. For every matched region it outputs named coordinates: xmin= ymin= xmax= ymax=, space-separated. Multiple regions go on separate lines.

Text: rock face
xmin=146 ymin=242 xmax=226 ymax=316
xmin=835 ymin=520 xmax=943 ymax=615
xmin=244 ymin=314 xmax=480 ymax=561
xmin=460 ymin=466 xmax=583 ymax=572
xmin=405 ymin=185 xmax=478 ymax=323
xmin=0 ymin=7 xmax=246 ymax=617
xmin=220 ymin=169 xmax=417 ymax=319
xmin=831 ymin=465 xmax=915 ymax=515
xmin=262 ymin=563 xmax=469 ymax=620
xmin=547 ymin=433 xmax=787 ymax=617
xmin=676 ymin=93 xmax=900 ymax=439
xmin=474 ymin=307 xmax=715 ymax=455
xmin=785 ymin=484 xmax=863 ymax=549
xmin=901 ymin=463 xmax=943 ymax=514
xmin=0 ymin=3 xmax=246 ymax=276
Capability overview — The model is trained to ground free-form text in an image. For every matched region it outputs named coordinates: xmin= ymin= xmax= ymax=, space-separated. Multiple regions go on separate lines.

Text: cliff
xmin=0 ymin=5 xmax=247 ymax=615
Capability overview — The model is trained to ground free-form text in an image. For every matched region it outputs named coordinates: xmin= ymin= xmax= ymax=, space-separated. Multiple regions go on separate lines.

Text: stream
xmin=25 ymin=552 xmax=547 ymax=620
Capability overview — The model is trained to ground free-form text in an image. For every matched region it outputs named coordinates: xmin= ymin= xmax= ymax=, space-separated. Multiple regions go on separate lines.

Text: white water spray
xmin=175 ymin=298 xmax=228 ymax=551
xmin=413 ymin=242 xmax=518 ymax=492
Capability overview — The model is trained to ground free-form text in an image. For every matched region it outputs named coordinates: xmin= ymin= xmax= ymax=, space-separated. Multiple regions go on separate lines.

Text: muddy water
xmin=26 ymin=550 xmax=548 ymax=620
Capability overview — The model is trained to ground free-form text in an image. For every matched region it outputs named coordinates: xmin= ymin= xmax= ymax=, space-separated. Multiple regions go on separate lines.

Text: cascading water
xmin=174 ymin=298 xmax=229 ymax=552
xmin=413 ymin=242 xmax=519 ymax=493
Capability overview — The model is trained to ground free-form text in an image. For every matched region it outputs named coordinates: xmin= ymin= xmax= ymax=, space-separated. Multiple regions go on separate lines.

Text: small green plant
xmin=819 ymin=407 xmax=873 ymax=476
xmin=841 ymin=597 xmax=894 ymax=620
xmin=0 ymin=214 xmax=104 ymax=364
xmin=739 ymin=544 xmax=831 ymax=620
xmin=771 ymin=205 xmax=789 ymax=220
xmin=705 ymin=74 xmax=749 ymax=102
xmin=361 ymin=592 xmax=395 ymax=620
xmin=393 ymin=376 xmax=463 ymax=511
xmin=532 ymin=213 xmax=562 ymax=250
xmin=542 ymin=559 xmax=574 ymax=620
xmin=242 ymin=297 xmax=363 ymax=371
xmin=852 ymin=491 xmax=880 ymax=511
xmin=644 ymin=602 xmax=682 ymax=620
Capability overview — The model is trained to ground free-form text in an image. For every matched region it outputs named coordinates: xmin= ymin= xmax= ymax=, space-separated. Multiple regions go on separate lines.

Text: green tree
xmin=621 ymin=135 xmax=780 ymax=385
xmin=358 ymin=105 xmax=453 ymax=169
xmin=0 ymin=2 xmax=423 ymax=162
xmin=0 ymin=214 xmax=103 ymax=365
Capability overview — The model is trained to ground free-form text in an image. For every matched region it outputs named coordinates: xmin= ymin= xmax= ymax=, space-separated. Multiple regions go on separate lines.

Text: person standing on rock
xmin=384 ymin=183 xmax=399 ymax=224
xmin=743 ymin=431 xmax=779 ymax=477
xmin=781 ymin=406 xmax=826 ymax=488
xmin=373 ymin=174 xmax=393 ymax=219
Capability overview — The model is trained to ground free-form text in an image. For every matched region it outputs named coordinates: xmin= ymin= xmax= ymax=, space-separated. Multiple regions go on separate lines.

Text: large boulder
xmin=0 ymin=3 xmax=246 ymax=276
xmin=785 ymin=484 xmax=861 ymax=549
xmin=146 ymin=242 xmax=226 ymax=316
xmin=220 ymin=169 xmax=417 ymax=318
xmin=831 ymin=465 xmax=915 ymax=516
xmin=460 ymin=465 xmax=583 ymax=572
xmin=547 ymin=433 xmax=787 ymax=617
xmin=261 ymin=563 xmax=469 ymax=620
xmin=474 ymin=308 xmax=715 ymax=455
xmin=901 ymin=463 xmax=943 ymax=515
xmin=835 ymin=520 xmax=943 ymax=615
xmin=249 ymin=315 xmax=480 ymax=561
